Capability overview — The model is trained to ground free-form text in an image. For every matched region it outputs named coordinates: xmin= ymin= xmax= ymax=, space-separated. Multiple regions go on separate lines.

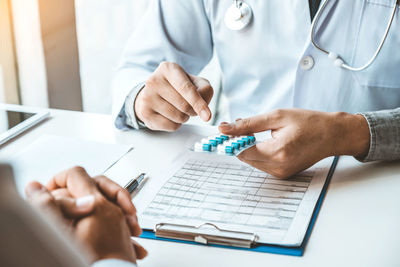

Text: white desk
xmin=1 ymin=105 xmax=399 ymax=267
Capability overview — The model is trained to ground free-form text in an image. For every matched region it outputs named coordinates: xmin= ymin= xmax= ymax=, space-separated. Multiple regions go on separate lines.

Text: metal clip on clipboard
xmin=155 ymin=222 xmax=258 ymax=248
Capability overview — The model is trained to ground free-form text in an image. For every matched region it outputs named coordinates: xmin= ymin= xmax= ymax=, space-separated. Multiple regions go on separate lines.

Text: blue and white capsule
xmin=220 ymin=135 xmax=229 ymax=141
xmin=225 ymin=146 xmax=235 ymax=154
xmin=248 ymin=136 xmax=256 ymax=143
xmin=202 ymin=143 xmax=212 ymax=151
xmin=217 ymin=144 xmax=235 ymax=154
xmin=194 ymin=142 xmax=213 ymax=152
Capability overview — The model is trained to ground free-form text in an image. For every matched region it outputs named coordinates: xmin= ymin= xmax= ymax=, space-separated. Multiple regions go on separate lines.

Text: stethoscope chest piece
xmin=224 ymin=1 xmax=253 ymax=31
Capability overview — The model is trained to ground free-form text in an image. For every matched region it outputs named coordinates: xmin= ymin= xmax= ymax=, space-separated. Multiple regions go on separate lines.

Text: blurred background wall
xmin=0 ymin=0 xmax=19 ymax=104
xmin=75 ymin=0 xmax=148 ymax=113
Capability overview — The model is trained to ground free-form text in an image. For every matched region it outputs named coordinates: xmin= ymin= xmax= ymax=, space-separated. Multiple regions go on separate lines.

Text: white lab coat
xmin=112 ymin=0 xmax=400 ymax=129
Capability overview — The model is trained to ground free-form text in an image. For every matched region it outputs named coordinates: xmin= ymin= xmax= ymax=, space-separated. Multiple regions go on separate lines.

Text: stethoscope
xmin=311 ymin=0 xmax=399 ymax=71
xmin=224 ymin=0 xmax=253 ymax=31
xmin=225 ymin=0 xmax=399 ymax=72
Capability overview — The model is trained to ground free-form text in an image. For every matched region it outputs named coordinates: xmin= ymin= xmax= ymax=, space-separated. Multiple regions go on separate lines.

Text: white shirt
xmin=112 ymin=0 xmax=400 ymax=129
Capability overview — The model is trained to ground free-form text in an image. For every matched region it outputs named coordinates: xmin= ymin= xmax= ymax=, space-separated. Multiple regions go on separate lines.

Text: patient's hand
xmin=26 ymin=167 xmax=147 ymax=263
xmin=26 ymin=180 xmax=95 ymax=231
xmin=73 ymin=190 xmax=139 ymax=263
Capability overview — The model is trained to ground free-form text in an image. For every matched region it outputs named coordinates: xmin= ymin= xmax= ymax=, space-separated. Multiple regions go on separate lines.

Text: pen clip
xmin=124 ymin=173 xmax=146 ymax=191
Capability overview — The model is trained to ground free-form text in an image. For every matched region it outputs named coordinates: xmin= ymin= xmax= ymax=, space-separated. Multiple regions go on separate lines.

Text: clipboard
xmin=139 ymin=156 xmax=339 ymax=256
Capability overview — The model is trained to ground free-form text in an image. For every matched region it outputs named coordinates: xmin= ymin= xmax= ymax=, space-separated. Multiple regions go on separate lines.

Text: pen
xmin=124 ymin=173 xmax=146 ymax=194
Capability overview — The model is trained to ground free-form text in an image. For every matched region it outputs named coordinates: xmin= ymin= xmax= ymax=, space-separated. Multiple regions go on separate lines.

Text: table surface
xmin=1 ymin=104 xmax=399 ymax=267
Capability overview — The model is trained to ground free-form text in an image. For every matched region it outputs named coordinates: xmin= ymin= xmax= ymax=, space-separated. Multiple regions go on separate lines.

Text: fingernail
xmin=235 ymin=118 xmax=242 ymax=122
xmin=76 ymin=195 xmax=95 ymax=210
xmin=219 ymin=122 xmax=234 ymax=131
xmin=220 ymin=121 xmax=228 ymax=125
xmin=25 ymin=182 xmax=46 ymax=197
xmin=200 ymin=109 xmax=210 ymax=122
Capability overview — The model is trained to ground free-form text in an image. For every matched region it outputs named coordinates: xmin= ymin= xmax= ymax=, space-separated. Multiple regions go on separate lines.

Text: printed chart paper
xmin=139 ymin=153 xmax=333 ymax=246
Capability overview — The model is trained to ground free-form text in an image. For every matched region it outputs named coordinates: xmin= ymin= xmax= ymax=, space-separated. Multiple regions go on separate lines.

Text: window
xmin=0 ymin=0 xmax=19 ymax=104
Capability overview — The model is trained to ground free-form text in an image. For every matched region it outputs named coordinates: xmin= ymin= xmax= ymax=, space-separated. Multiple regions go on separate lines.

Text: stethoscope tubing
xmin=311 ymin=0 xmax=399 ymax=71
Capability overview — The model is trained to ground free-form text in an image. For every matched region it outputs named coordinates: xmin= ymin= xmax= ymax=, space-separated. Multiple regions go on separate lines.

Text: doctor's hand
xmin=135 ymin=62 xmax=213 ymax=131
xmin=219 ymin=109 xmax=370 ymax=179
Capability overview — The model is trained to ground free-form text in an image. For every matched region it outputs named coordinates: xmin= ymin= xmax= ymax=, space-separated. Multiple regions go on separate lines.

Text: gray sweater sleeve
xmin=358 ymin=108 xmax=400 ymax=162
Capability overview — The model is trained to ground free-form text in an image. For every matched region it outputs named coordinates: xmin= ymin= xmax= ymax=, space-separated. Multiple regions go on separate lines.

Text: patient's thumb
xmin=57 ymin=195 xmax=95 ymax=218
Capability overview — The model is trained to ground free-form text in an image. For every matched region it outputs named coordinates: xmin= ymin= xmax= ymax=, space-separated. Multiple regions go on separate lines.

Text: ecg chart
xmin=140 ymin=154 xmax=332 ymax=246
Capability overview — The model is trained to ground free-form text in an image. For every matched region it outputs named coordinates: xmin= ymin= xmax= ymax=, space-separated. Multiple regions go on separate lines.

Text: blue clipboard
xmin=139 ymin=156 xmax=339 ymax=256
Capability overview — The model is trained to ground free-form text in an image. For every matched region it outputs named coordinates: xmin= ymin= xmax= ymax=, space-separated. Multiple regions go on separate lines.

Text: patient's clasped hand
xmin=25 ymin=166 xmax=147 ymax=264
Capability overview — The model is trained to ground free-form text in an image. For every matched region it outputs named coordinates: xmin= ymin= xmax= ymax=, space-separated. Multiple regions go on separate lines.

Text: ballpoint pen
xmin=124 ymin=173 xmax=146 ymax=194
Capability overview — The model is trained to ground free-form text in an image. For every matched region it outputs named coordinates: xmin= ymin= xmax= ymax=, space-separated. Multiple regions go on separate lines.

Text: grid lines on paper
xmin=142 ymin=159 xmax=313 ymax=233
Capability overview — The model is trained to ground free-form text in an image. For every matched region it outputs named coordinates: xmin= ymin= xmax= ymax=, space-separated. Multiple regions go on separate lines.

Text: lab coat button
xmin=300 ymin=56 xmax=314 ymax=70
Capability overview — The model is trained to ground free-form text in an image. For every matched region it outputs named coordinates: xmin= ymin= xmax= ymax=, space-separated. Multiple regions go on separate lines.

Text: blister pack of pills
xmin=191 ymin=134 xmax=256 ymax=156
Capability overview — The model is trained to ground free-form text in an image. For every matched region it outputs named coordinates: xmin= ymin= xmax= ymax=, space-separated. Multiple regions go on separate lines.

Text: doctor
xmin=113 ymin=0 xmax=400 ymax=178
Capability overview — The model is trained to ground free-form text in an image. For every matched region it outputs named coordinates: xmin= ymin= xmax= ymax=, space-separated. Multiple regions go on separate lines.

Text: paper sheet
xmin=11 ymin=134 xmax=133 ymax=195
xmin=139 ymin=152 xmax=333 ymax=246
